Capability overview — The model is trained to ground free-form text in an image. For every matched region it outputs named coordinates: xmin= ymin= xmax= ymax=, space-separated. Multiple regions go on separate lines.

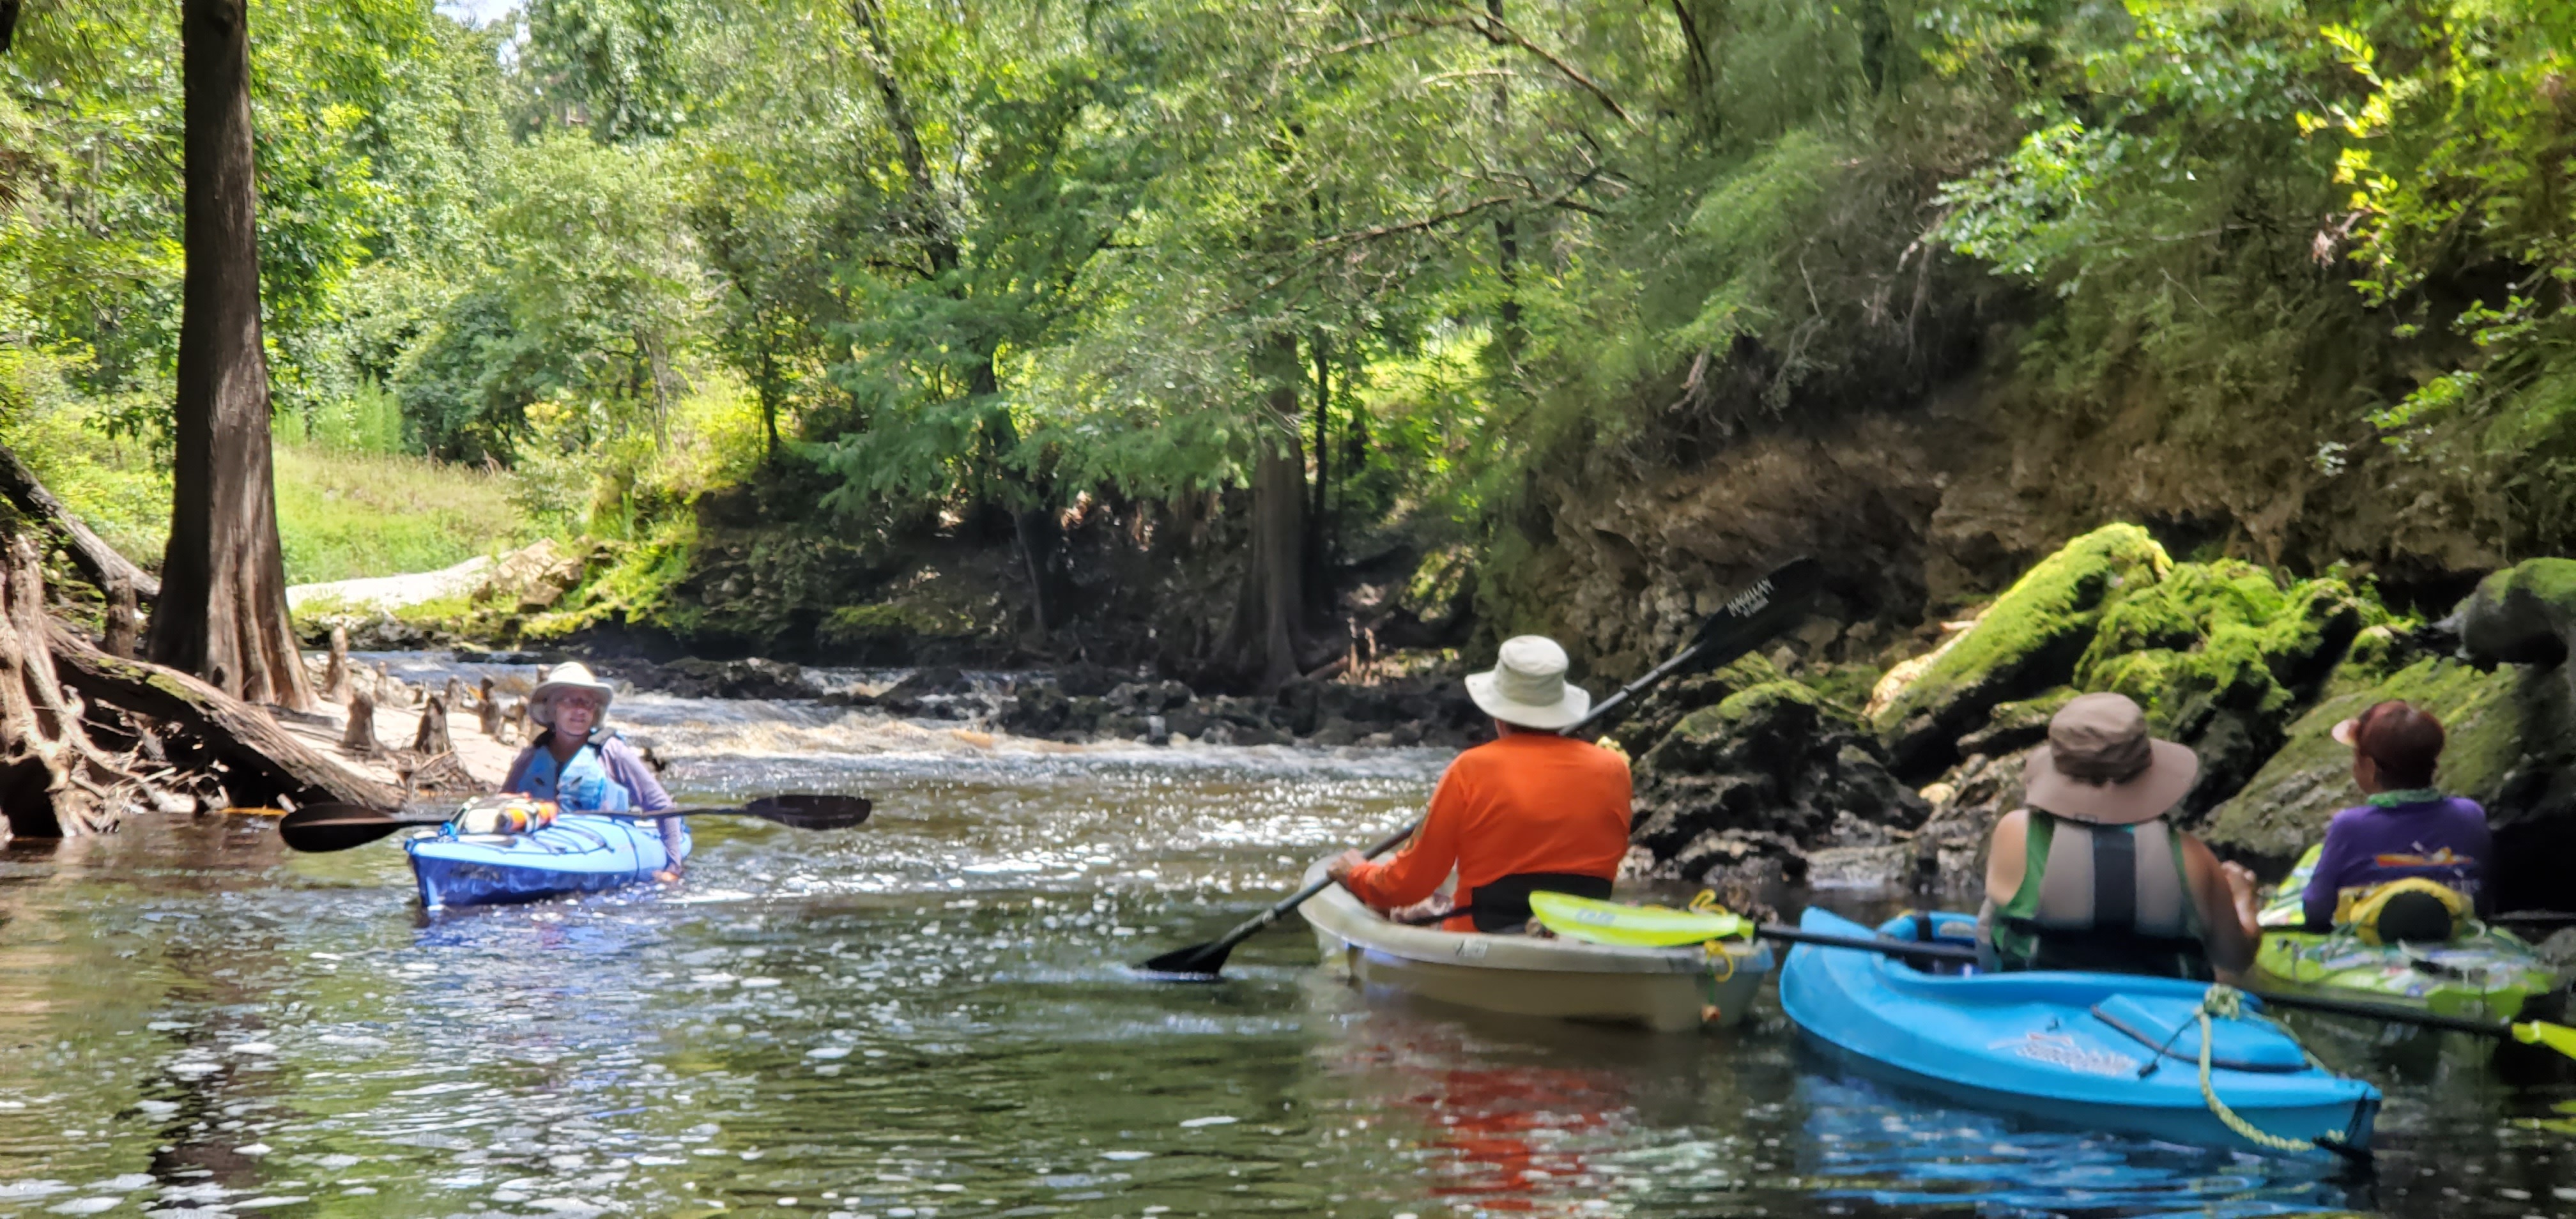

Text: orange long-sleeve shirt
xmin=1345 ymin=732 xmax=1633 ymax=931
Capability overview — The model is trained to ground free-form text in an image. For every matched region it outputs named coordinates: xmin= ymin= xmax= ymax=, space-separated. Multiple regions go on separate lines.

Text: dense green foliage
xmin=3 ymin=0 xmax=2572 ymax=632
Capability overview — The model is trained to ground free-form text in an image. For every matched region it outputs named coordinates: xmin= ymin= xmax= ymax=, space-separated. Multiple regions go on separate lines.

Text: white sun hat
xmin=1466 ymin=635 xmax=1593 ymax=730
xmin=526 ymin=661 xmax=617 ymax=728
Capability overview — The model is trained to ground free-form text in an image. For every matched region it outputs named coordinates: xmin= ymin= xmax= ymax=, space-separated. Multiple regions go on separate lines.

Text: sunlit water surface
xmin=1 ymin=657 xmax=2572 ymax=1218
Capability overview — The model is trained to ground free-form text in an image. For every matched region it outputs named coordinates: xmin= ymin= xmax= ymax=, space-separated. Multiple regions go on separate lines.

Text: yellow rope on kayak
xmin=2194 ymin=985 xmax=2322 ymax=1155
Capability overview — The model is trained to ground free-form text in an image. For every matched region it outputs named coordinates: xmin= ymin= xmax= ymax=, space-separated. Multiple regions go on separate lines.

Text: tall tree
xmin=144 ymin=0 xmax=314 ymax=710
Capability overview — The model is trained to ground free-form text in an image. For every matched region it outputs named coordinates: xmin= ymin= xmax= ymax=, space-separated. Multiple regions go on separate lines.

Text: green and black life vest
xmin=1988 ymin=811 xmax=2210 ymax=979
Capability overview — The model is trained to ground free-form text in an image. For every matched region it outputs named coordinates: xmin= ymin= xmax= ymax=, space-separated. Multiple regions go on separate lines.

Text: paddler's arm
xmin=1328 ymin=765 xmax=1469 ymax=911
xmin=2180 ymin=834 xmax=2256 ymax=976
xmin=600 ymin=738 xmax=683 ymax=879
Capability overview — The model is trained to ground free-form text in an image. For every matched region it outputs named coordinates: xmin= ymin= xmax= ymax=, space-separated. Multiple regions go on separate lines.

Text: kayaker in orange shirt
xmin=1324 ymin=635 xmax=1631 ymax=933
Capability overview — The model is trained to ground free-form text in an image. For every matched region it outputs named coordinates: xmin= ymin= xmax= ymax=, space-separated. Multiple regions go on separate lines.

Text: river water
xmin=1 ymin=657 xmax=2572 ymax=1218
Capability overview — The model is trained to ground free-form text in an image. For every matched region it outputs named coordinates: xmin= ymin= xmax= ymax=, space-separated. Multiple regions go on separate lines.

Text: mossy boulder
xmin=1630 ymin=677 xmax=1926 ymax=886
xmin=2074 ymin=567 xmax=2380 ymax=813
xmin=2460 ymin=557 xmax=2576 ymax=668
xmin=1872 ymin=523 xmax=2171 ymax=774
xmin=2207 ymin=563 xmax=2576 ymax=909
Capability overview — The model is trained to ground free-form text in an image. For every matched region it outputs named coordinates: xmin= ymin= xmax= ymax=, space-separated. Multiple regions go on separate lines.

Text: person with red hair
xmin=2252 ymin=700 xmax=2490 ymax=935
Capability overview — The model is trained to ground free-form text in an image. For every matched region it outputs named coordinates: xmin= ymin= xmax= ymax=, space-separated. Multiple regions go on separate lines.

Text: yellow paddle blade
xmin=2511 ymin=1020 xmax=2576 ymax=1059
xmin=1529 ymin=892 xmax=1747 ymax=947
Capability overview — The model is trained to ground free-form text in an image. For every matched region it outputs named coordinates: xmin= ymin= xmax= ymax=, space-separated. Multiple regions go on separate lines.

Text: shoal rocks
xmin=599 ymin=656 xmax=827 ymax=701
xmin=995 ymin=670 xmax=1483 ymax=747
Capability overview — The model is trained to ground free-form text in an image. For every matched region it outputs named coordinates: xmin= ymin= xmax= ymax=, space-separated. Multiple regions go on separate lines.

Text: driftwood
xmin=0 ymin=440 xmax=160 ymax=602
xmin=413 ymin=694 xmax=452 ymax=755
xmin=341 ymin=689 xmax=379 ymax=755
xmin=477 ymin=686 xmax=504 ymax=739
xmin=0 ymin=537 xmax=156 ymax=836
xmin=49 ymin=622 xmax=399 ymax=810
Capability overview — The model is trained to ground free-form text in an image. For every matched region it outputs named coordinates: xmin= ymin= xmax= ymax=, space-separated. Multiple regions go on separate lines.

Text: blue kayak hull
xmin=1779 ymin=908 xmax=2379 ymax=1158
xmin=404 ymin=815 xmax=691 ymax=910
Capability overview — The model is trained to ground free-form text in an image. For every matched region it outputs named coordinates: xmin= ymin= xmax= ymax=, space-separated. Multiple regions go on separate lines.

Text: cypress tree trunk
xmin=1226 ymin=332 xmax=1307 ymax=691
xmin=146 ymin=0 xmax=314 ymax=710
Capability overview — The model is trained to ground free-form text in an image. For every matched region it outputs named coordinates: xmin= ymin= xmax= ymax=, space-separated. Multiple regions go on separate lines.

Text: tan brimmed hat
xmin=1466 ymin=635 xmax=1593 ymax=730
xmin=526 ymin=661 xmax=617 ymax=728
xmin=2021 ymin=691 xmax=2199 ymax=825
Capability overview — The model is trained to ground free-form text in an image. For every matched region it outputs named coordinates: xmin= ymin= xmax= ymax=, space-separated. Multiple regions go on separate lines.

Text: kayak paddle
xmin=276 ymin=795 xmax=873 ymax=854
xmin=1762 ymin=921 xmax=2576 ymax=1059
xmin=1135 ymin=557 xmax=1826 ymax=980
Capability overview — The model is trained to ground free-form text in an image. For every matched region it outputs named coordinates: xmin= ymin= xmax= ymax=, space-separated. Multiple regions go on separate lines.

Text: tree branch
xmin=1404 ymin=8 xmax=1639 ymax=128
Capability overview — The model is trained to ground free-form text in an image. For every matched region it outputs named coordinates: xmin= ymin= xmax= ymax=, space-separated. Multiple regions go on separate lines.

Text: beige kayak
xmin=1298 ymin=859 xmax=1774 ymax=1032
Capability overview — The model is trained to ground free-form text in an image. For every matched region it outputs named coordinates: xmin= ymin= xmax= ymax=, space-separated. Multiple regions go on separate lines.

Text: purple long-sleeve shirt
xmin=2301 ymin=795 xmax=2490 ymax=930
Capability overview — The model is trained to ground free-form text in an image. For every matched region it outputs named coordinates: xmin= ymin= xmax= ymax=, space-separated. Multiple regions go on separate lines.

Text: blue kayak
xmin=1779 ymin=908 xmax=2379 ymax=1157
xmin=404 ymin=815 xmax=691 ymax=910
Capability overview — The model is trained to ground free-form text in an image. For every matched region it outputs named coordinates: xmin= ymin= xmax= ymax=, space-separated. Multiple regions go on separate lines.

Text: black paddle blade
xmin=1688 ymin=556 xmax=1827 ymax=664
xmin=1136 ymin=940 xmax=1232 ymax=980
xmin=276 ymin=802 xmax=440 ymax=854
xmin=739 ymin=793 xmax=872 ymax=831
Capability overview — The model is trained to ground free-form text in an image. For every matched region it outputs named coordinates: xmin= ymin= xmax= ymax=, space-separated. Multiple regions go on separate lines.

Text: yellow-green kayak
xmin=2253 ymin=845 xmax=2557 ymax=1020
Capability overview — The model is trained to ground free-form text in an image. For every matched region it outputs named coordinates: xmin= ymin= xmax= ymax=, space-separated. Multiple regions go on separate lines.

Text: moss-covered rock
xmin=2460 ymin=557 xmax=2576 ymax=667
xmin=1871 ymin=523 xmax=2171 ymax=774
xmin=1629 ymin=676 xmax=1926 ymax=887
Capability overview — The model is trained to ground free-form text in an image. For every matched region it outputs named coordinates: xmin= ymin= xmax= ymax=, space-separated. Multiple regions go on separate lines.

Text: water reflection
xmin=1796 ymin=1072 xmax=2352 ymax=1216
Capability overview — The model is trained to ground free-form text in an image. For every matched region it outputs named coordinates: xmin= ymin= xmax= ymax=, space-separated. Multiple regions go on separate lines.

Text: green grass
xmin=1 ymin=389 xmax=522 ymax=585
xmin=273 ymin=444 xmax=525 ymax=583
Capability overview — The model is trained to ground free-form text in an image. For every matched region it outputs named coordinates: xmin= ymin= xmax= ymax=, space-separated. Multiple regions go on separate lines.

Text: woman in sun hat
xmin=1980 ymin=691 xmax=2258 ymax=977
xmin=2292 ymin=700 xmax=2488 ymax=939
xmin=1324 ymin=634 xmax=1630 ymax=933
xmin=501 ymin=661 xmax=686 ymax=879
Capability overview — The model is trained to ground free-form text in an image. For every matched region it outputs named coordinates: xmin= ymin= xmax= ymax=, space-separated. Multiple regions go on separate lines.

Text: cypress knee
xmin=413 ymin=694 xmax=452 ymax=756
xmin=320 ymin=624 xmax=348 ymax=698
xmin=340 ymin=690 xmax=378 ymax=756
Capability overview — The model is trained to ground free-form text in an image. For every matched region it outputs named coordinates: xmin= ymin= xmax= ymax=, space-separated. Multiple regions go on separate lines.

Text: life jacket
xmin=1989 ymin=811 xmax=2209 ymax=979
xmin=521 ymin=730 xmax=634 ymax=813
xmin=2334 ymin=877 xmax=2473 ymax=946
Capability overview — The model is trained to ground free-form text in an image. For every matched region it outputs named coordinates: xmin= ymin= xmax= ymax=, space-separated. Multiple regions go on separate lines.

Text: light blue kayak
xmin=404 ymin=815 xmax=691 ymax=910
xmin=1779 ymin=908 xmax=2379 ymax=1158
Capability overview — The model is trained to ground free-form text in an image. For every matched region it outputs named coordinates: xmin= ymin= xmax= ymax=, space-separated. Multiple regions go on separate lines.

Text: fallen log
xmin=49 ymin=621 xmax=398 ymax=810
xmin=0 ymin=440 xmax=160 ymax=602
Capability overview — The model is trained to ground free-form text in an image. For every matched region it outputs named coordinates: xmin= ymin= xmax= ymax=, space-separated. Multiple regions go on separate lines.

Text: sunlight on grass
xmin=273 ymin=445 xmax=526 ymax=583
